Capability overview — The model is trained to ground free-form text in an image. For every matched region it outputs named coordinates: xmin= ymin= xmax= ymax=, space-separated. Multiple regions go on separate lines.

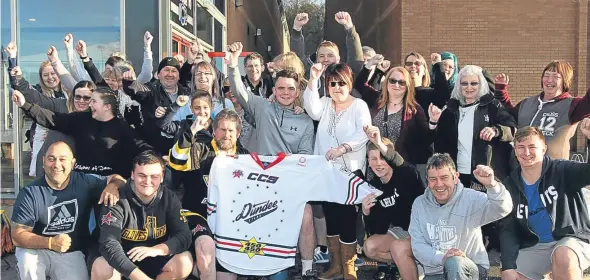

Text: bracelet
xmin=79 ymin=56 xmax=88 ymax=60
xmin=429 ymin=121 xmax=438 ymax=125
xmin=48 ymin=237 xmax=52 ymax=250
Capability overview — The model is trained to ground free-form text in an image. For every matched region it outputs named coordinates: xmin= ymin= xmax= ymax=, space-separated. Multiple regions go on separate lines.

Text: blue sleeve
xmin=11 ymin=187 xmax=38 ymax=227
xmin=80 ymin=173 xmax=108 ymax=200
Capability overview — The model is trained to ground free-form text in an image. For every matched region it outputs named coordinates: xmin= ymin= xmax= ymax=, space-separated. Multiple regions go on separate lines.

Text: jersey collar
xmin=250 ymin=152 xmax=287 ymax=170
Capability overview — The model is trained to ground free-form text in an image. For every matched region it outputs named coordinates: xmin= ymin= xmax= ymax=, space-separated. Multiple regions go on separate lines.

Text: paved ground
xmin=3 ymin=251 xmax=589 ymax=280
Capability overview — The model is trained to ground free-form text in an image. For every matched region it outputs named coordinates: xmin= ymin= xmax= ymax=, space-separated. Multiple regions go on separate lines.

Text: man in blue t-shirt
xmin=11 ymin=141 xmax=126 ymax=280
xmin=500 ymin=125 xmax=590 ymax=280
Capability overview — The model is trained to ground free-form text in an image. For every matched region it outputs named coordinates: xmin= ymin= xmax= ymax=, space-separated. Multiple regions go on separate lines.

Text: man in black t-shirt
xmin=11 ymin=141 xmax=125 ymax=280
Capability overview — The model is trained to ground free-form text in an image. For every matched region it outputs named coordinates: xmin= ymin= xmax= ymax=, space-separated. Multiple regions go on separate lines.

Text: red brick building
xmin=325 ymin=0 xmax=589 ymax=152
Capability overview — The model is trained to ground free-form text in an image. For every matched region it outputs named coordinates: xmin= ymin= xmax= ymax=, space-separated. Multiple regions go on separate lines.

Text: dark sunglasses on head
xmin=74 ymin=95 xmax=91 ymax=101
xmin=388 ymin=79 xmax=407 ymax=86
xmin=328 ymin=81 xmax=347 ymax=87
xmin=460 ymin=82 xmax=480 ymax=87
xmin=404 ymin=61 xmax=422 ymax=67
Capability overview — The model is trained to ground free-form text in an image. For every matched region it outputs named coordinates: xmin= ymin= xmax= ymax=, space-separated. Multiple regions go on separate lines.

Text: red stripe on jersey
xmin=250 ymin=152 xmax=287 ymax=170
xmin=216 ymin=240 xmax=241 ymax=248
xmin=262 ymin=247 xmax=297 ymax=255
xmin=347 ymin=177 xmax=362 ymax=204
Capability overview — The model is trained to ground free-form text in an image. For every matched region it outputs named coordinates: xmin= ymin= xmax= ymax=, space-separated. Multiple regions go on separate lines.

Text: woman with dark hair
xmin=304 ymin=62 xmax=371 ymax=280
xmin=11 ymin=87 xmax=151 ymax=178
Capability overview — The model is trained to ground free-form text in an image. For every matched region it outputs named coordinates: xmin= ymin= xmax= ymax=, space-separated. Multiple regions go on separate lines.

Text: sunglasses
xmin=74 ymin=95 xmax=91 ymax=101
xmin=329 ymin=81 xmax=347 ymax=87
xmin=222 ymin=86 xmax=231 ymax=94
xmin=460 ymin=82 xmax=480 ymax=87
xmin=388 ymin=79 xmax=407 ymax=86
xmin=404 ymin=61 xmax=422 ymax=67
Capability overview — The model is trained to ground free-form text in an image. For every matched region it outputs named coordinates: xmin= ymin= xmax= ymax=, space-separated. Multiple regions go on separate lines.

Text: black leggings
xmin=324 ymin=202 xmax=358 ymax=243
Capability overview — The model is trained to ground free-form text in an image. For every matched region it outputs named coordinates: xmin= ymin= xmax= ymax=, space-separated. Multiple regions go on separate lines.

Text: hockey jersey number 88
xmin=207 ymin=153 xmax=382 ymax=275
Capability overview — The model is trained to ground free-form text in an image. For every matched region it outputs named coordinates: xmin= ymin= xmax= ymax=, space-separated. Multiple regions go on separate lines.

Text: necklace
xmin=459 ymin=105 xmax=476 ymax=123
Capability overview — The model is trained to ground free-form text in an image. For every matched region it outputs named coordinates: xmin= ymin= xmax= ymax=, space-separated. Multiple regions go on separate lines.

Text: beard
xmin=215 ymin=138 xmax=235 ymax=151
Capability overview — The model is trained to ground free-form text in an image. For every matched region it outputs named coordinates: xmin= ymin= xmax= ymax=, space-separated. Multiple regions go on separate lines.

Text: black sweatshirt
xmin=20 ymin=102 xmax=152 ymax=177
xmin=364 ymin=148 xmax=425 ymax=235
xmin=98 ymin=183 xmax=191 ymax=278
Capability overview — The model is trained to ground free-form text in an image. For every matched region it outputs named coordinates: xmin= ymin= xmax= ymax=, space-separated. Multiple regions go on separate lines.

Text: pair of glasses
xmin=460 ymin=82 xmax=480 ymax=87
xmin=388 ymin=79 xmax=407 ymax=86
xmin=329 ymin=81 xmax=347 ymax=87
xmin=404 ymin=61 xmax=422 ymax=67
xmin=74 ymin=95 xmax=91 ymax=101
xmin=222 ymin=86 xmax=231 ymax=94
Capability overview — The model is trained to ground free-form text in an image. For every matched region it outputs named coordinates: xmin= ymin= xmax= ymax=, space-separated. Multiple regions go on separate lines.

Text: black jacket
xmin=433 ymin=94 xmax=516 ymax=180
xmin=364 ymin=148 xmax=424 ymax=235
xmin=498 ymin=155 xmax=590 ymax=271
xmin=98 ymin=183 xmax=191 ymax=278
xmin=122 ymin=79 xmax=191 ymax=154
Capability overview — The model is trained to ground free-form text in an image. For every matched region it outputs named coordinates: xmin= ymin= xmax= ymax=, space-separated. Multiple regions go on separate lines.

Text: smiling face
xmin=273 ymin=77 xmax=298 ymax=106
xmin=515 ymin=135 xmax=546 ymax=168
xmin=542 ymin=71 xmax=563 ymax=97
xmin=387 ymin=70 xmax=408 ymax=100
xmin=427 ymin=166 xmax=459 ymax=205
xmin=442 ymin=58 xmax=455 ymax=79
xmin=460 ymin=74 xmax=480 ymax=103
xmin=73 ymin=87 xmax=93 ymax=112
xmin=41 ymin=65 xmax=60 ymax=89
xmin=43 ymin=142 xmax=75 ymax=186
xmin=404 ymin=55 xmax=425 ymax=80
xmin=158 ymin=66 xmax=179 ymax=88
xmin=194 ymin=65 xmax=214 ymax=91
xmin=89 ymin=92 xmax=110 ymax=120
xmin=191 ymin=97 xmax=212 ymax=125
xmin=317 ymin=46 xmax=340 ymax=66
xmin=214 ymin=118 xmax=239 ymax=151
xmin=245 ymin=57 xmax=264 ymax=83
xmin=368 ymin=150 xmax=393 ymax=179
xmin=131 ymin=163 xmax=164 ymax=199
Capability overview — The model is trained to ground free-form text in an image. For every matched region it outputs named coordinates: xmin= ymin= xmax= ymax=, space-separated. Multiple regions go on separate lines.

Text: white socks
xmin=301 ymin=260 xmax=313 ymax=275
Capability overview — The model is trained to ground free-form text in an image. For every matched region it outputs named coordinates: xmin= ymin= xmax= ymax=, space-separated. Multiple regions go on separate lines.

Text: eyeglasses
xmin=329 ymin=81 xmax=347 ymax=87
xmin=388 ymin=79 xmax=407 ymax=86
xmin=195 ymin=71 xmax=213 ymax=77
xmin=404 ymin=61 xmax=422 ymax=67
xmin=460 ymin=82 xmax=480 ymax=87
xmin=74 ymin=95 xmax=92 ymax=101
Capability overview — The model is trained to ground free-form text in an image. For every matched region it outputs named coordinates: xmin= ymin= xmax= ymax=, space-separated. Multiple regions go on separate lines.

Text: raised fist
xmin=10 ymin=66 xmax=22 ymax=77
xmin=186 ymin=42 xmax=200 ymax=64
xmin=47 ymin=46 xmax=59 ymax=63
xmin=76 ymin=40 xmax=87 ymax=57
xmin=227 ymin=42 xmax=243 ymax=68
xmin=473 ymin=165 xmax=496 ymax=187
xmin=293 ymin=13 xmax=309 ymax=30
xmin=63 ymin=34 xmax=74 ymax=49
xmin=144 ymin=31 xmax=153 ymax=48
xmin=122 ymin=70 xmax=136 ymax=81
xmin=335 ymin=11 xmax=353 ymax=30
xmin=49 ymin=234 xmax=72 ymax=253
xmin=580 ymin=118 xmax=590 ymax=139
xmin=363 ymin=125 xmax=381 ymax=145
xmin=12 ymin=90 xmax=26 ymax=108
xmin=431 ymin=53 xmax=441 ymax=64
xmin=494 ymin=73 xmax=509 ymax=86
xmin=428 ymin=104 xmax=442 ymax=123
xmin=176 ymin=95 xmax=189 ymax=107
xmin=377 ymin=60 xmax=391 ymax=72
xmin=5 ymin=41 xmax=17 ymax=58
xmin=309 ymin=63 xmax=325 ymax=82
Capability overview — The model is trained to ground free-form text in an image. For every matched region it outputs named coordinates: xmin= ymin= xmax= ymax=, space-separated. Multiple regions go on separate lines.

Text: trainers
xmin=302 ymin=270 xmax=319 ymax=280
xmin=313 ymin=247 xmax=330 ymax=264
xmin=354 ymin=256 xmax=365 ymax=267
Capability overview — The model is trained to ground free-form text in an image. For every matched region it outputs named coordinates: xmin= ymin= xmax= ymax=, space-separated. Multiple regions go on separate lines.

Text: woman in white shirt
xmin=304 ymin=63 xmax=371 ymax=280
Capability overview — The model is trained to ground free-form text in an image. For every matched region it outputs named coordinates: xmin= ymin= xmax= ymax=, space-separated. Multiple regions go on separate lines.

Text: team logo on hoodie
xmin=426 ymin=220 xmax=458 ymax=251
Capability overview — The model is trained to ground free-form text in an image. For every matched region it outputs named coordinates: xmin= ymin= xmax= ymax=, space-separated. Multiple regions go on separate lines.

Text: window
xmin=214 ymin=20 xmax=223 ymax=51
xmin=215 ymin=0 xmax=225 ymax=15
xmin=197 ymin=6 xmax=213 ymax=46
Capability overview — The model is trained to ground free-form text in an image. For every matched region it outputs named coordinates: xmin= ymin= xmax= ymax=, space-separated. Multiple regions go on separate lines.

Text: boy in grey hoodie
xmin=409 ymin=153 xmax=513 ymax=279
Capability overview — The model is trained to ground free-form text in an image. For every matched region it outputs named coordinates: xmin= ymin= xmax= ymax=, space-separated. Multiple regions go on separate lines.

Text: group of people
xmin=5 ymin=9 xmax=590 ymax=280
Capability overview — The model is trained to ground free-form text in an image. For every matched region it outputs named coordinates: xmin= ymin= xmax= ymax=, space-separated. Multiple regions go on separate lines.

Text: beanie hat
xmin=157 ymin=57 xmax=181 ymax=74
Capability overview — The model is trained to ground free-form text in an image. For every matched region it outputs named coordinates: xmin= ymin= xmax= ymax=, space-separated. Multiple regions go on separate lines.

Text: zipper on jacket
xmin=528 ymin=97 xmax=555 ymax=126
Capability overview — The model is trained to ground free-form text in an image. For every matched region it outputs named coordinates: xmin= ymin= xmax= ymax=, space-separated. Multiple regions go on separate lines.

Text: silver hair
xmin=362 ymin=46 xmax=376 ymax=56
xmin=426 ymin=153 xmax=457 ymax=174
xmin=450 ymin=65 xmax=490 ymax=105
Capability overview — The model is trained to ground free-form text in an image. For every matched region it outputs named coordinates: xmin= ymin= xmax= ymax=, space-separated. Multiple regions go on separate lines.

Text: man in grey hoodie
xmin=227 ymin=42 xmax=317 ymax=278
xmin=409 ymin=153 xmax=513 ymax=279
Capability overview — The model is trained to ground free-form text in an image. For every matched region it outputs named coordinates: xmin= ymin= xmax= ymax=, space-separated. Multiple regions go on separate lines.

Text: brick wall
xmin=227 ymin=0 xmax=289 ymax=62
xmin=327 ymin=0 xmax=589 ymax=152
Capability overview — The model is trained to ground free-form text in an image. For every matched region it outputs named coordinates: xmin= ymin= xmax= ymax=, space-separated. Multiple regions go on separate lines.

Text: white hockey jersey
xmin=207 ymin=153 xmax=383 ymax=276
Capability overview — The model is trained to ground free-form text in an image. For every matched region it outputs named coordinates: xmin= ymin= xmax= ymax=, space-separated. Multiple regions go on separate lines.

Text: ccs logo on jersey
xmin=239 ymin=237 xmax=266 ymax=259
xmin=247 ymin=173 xmax=279 ymax=184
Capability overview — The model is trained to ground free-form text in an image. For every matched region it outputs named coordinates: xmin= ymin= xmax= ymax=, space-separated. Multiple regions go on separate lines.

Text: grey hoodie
xmin=408 ymin=182 xmax=512 ymax=275
xmin=228 ymin=67 xmax=314 ymax=155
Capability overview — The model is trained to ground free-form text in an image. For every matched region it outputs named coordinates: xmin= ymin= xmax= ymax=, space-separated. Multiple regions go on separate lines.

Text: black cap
xmin=157 ymin=57 xmax=181 ymax=74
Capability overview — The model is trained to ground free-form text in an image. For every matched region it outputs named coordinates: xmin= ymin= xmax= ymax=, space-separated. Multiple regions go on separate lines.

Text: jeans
xmin=423 ymin=256 xmax=487 ymax=280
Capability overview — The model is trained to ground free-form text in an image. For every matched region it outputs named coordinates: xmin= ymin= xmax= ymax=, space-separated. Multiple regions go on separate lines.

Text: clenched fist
xmin=63 ymin=34 xmax=74 ymax=49
xmin=473 ymin=165 xmax=497 ymax=188
xmin=377 ymin=60 xmax=391 ymax=72
xmin=50 ymin=234 xmax=72 ymax=253
xmin=428 ymin=104 xmax=442 ymax=123
xmin=122 ymin=70 xmax=136 ymax=81
xmin=431 ymin=53 xmax=441 ymax=64
xmin=366 ymin=54 xmax=384 ymax=69
xmin=335 ymin=11 xmax=353 ymax=30
xmin=176 ymin=95 xmax=189 ymax=107
xmin=494 ymin=73 xmax=509 ymax=86
xmin=309 ymin=63 xmax=325 ymax=82
xmin=293 ymin=13 xmax=309 ymax=31
xmin=5 ymin=41 xmax=17 ymax=58
xmin=47 ymin=46 xmax=59 ymax=63
xmin=227 ymin=42 xmax=243 ymax=68
xmin=580 ymin=118 xmax=590 ymax=139
xmin=144 ymin=31 xmax=153 ymax=48
xmin=76 ymin=40 xmax=88 ymax=58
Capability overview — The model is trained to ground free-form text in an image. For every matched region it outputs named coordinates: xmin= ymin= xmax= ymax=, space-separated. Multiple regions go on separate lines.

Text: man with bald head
xmin=11 ymin=141 xmax=126 ymax=280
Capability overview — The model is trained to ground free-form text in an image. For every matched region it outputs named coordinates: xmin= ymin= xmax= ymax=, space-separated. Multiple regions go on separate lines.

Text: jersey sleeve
xmin=206 ymin=157 xmax=220 ymax=234
xmin=11 ymin=187 xmax=37 ymax=228
xmin=98 ymin=204 xmax=137 ymax=278
xmin=310 ymin=161 xmax=383 ymax=205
